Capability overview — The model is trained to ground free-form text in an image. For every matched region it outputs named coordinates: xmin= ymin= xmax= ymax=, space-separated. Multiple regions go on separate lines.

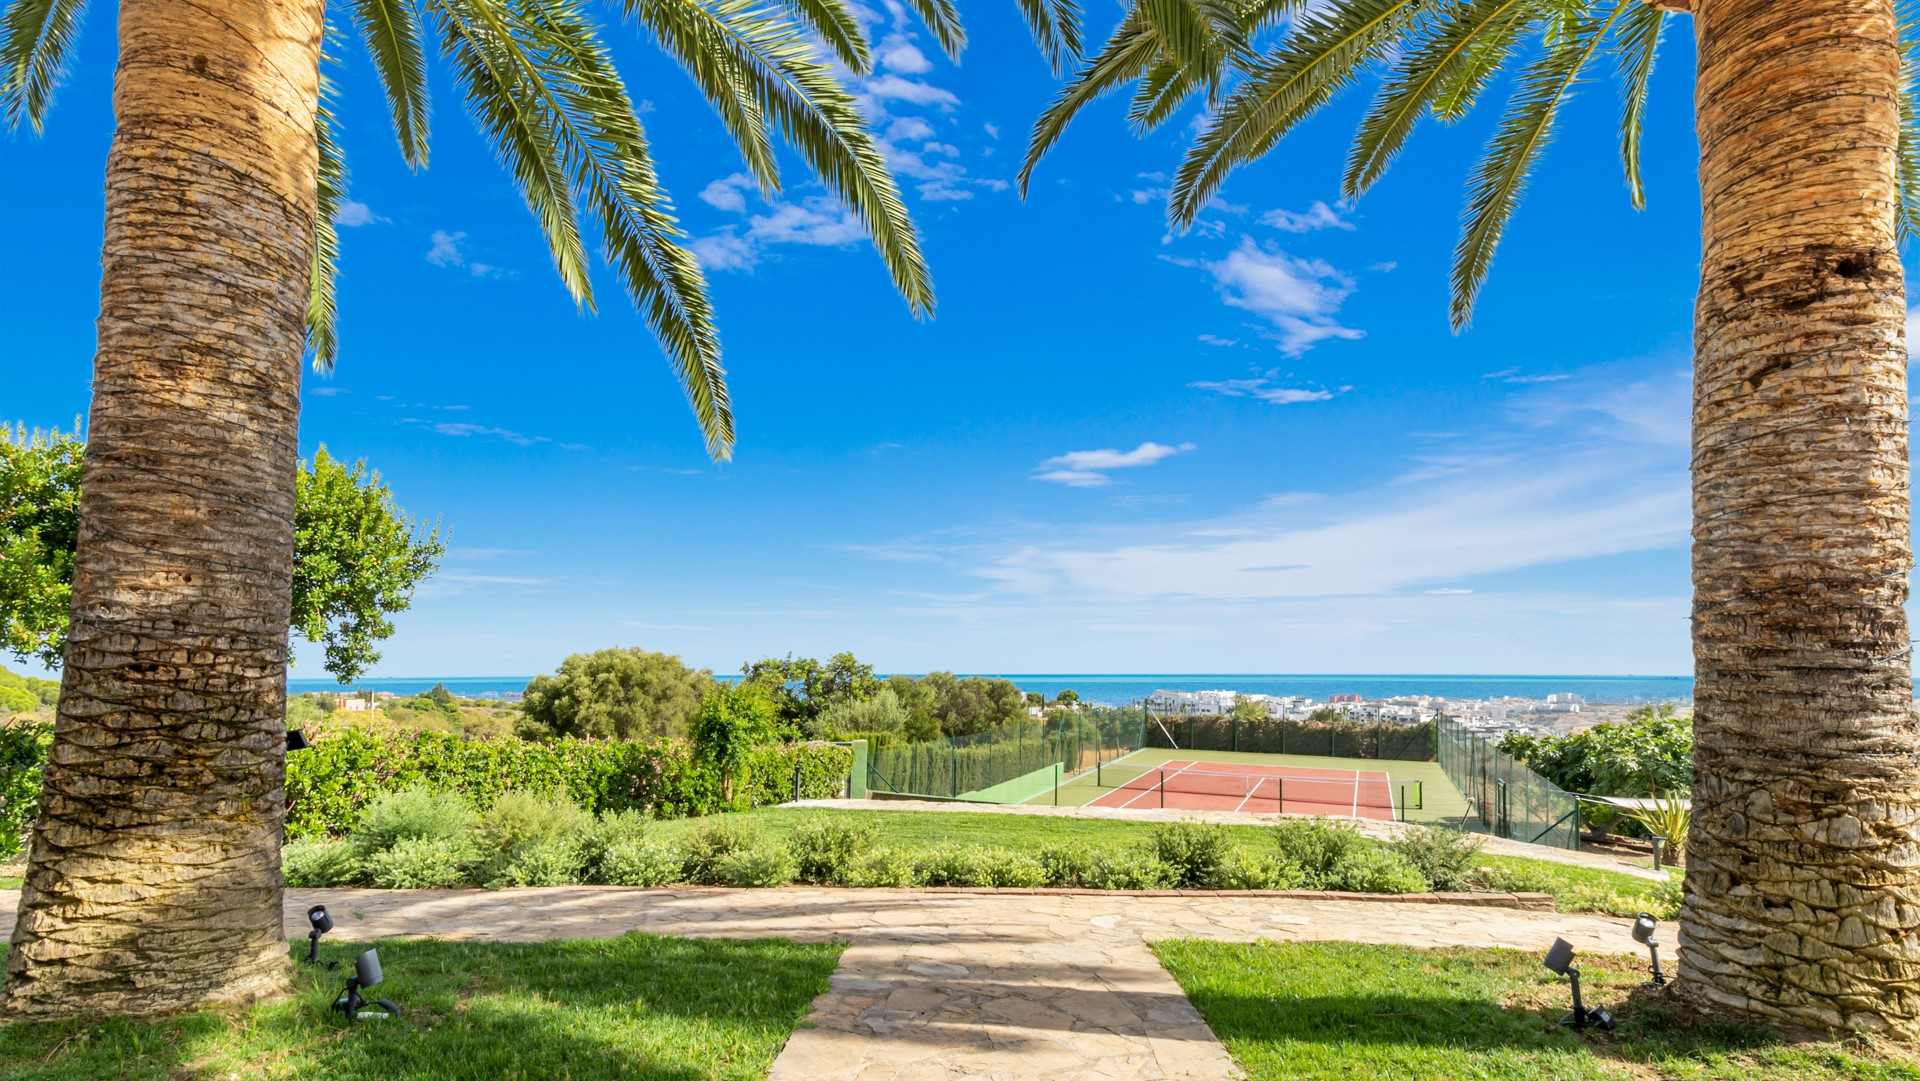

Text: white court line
xmin=1352 ymin=770 xmax=1360 ymax=818
xmin=1118 ymin=760 xmax=1198 ymax=810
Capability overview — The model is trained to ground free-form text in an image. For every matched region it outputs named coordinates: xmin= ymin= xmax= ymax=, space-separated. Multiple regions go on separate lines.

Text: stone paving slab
xmin=0 ymin=887 xmax=1638 ymax=1080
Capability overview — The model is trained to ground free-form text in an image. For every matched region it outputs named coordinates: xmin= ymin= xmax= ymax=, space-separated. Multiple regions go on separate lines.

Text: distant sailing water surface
xmin=287 ymin=673 xmax=1694 ymax=706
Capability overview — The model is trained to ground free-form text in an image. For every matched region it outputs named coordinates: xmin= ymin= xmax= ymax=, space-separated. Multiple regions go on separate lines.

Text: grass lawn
xmin=1156 ymin=940 xmax=1919 ymax=1081
xmin=0 ymin=933 xmax=842 ymax=1080
xmin=649 ymin=807 xmax=1678 ymax=917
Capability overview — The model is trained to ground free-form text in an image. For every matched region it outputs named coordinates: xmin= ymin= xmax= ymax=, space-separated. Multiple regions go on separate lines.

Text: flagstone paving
xmin=0 ymin=886 xmax=1635 ymax=1079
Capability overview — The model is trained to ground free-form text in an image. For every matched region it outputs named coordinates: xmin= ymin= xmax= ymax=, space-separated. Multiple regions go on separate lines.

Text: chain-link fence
xmin=866 ymin=708 xmax=1145 ymax=799
xmin=1435 ymin=716 xmax=1581 ymax=849
xmin=1141 ymin=710 xmax=1434 ymax=760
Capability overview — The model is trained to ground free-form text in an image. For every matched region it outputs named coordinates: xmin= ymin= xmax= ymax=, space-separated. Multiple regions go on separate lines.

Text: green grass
xmin=649 ymin=807 xmax=1678 ymax=916
xmin=0 ymin=877 xmax=19 ymax=890
xmin=1155 ymin=940 xmax=1920 ymax=1080
xmin=0 ymin=933 xmax=843 ymax=1080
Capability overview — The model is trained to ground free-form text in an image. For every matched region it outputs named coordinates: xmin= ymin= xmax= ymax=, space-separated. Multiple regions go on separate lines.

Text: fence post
xmin=793 ymin=762 xmax=803 ymax=802
xmin=1159 ymin=769 xmax=1165 ymax=808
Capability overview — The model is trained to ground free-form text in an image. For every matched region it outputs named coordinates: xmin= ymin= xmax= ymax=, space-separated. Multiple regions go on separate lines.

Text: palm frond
xmin=1895 ymin=2 xmax=1920 ymax=244
xmin=1129 ymin=56 xmax=1204 ymax=132
xmin=431 ymin=0 xmax=596 ymax=307
xmin=625 ymin=0 xmax=932 ymax=315
xmin=434 ymin=0 xmax=733 ymax=456
xmin=1018 ymin=14 xmax=1160 ymax=194
xmin=0 ymin=0 xmax=88 ymax=132
xmin=1136 ymin=0 xmax=1221 ymax=80
xmin=1171 ymin=0 xmax=1420 ymax=227
xmin=773 ymin=0 xmax=869 ymax=72
xmin=902 ymin=0 xmax=964 ymax=61
xmin=350 ymin=0 xmax=434 ymax=166
xmin=1344 ymin=0 xmax=1540 ymax=199
xmin=624 ymin=0 xmax=781 ymax=194
xmin=1451 ymin=4 xmax=1619 ymax=329
xmin=307 ymin=76 xmax=345 ymax=373
xmin=1016 ymin=0 xmax=1083 ymax=75
xmin=1612 ymin=0 xmax=1663 ymax=211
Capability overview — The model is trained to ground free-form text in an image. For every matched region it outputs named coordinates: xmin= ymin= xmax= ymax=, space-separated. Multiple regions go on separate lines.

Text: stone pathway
xmin=0 ymin=886 xmax=1636 ymax=1081
xmin=0 ymin=885 xmax=1632 ymax=1077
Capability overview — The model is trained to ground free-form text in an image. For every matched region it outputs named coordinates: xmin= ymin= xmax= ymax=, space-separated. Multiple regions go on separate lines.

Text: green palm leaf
xmin=775 ymin=0 xmax=869 ymax=73
xmin=308 ymin=77 xmax=345 ymax=373
xmin=0 ymin=0 xmax=85 ymax=131
xmin=1613 ymin=0 xmax=1663 ymax=211
xmin=1170 ymin=0 xmax=1419 ymax=227
xmin=1343 ymin=0 xmax=1541 ymax=199
xmin=625 ymin=0 xmax=782 ymax=194
xmin=903 ymin=0 xmax=965 ymax=61
xmin=624 ymin=0 xmax=932 ymax=316
xmin=1017 ymin=0 xmax=1084 ymax=75
xmin=1018 ymin=15 xmax=1161 ymax=194
xmin=1451 ymin=4 xmax=1621 ymax=329
xmin=349 ymin=0 xmax=434 ymax=166
xmin=1896 ymin=2 xmax=1920 ymax=244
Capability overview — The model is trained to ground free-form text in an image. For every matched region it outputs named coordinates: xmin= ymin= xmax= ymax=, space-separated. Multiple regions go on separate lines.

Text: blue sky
xmin=6 ymin=5 xmax=1725 ymax=678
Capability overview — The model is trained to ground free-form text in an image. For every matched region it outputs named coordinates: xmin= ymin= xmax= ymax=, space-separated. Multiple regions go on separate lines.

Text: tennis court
xmin=1031 ymin=747 xmax=1464 ymax=823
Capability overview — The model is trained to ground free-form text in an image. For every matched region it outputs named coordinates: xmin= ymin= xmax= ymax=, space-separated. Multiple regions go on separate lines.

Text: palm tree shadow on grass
xmin=0 ymin=932 xmax=843 ymax=1081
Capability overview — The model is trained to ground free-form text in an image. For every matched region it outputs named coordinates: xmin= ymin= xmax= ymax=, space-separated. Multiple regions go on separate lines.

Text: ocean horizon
xmin=288 ymin=672 xmax=1695 ymax=707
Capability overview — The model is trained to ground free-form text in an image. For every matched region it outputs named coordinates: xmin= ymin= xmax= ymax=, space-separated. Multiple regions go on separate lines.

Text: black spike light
xmin=1542 ymin=937 xmax=1612 ymax=1031
xmin=303 ymin=904 xmax=337 ymax=967
xmin=1631 ymin=913 xmax=1667 ymax=988
xmin=333 ymin=948 xmax=401 ymax=1022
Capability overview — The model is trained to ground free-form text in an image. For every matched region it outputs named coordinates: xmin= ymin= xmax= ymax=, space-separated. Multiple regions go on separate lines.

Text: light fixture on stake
xmin=286 ymin=729 xmax=309 ymax=752
xmin=1542 ymin=938 xmax=1612 ymax=1031
xmin=1631 ymin=913 xmax=1667 ymax=987
xmin=303 ymin=905 xmax=338 ymax=967
xmin=332 ymin=948 xmax=400 ymax=1022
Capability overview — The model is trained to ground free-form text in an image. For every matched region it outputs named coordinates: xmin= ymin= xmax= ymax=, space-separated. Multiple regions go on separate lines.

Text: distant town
xmin=1143 ymin=688 xmax=1663 ymax=738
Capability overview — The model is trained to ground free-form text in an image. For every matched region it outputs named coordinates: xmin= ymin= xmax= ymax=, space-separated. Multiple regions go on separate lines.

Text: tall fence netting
xmin=1435 ymin=716 xmax=1581 ymax=850
xmin=866 ymin=708 xmax=1145 ymax=799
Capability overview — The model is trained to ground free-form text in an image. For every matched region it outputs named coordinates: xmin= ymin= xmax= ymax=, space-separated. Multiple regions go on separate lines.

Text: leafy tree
xmin=1229 ymin=697 xmax=1268 ymax=723
xmin=0 ymin=0 xmax=1079 ymax=1018
xmin=1 ymin=432 xmax=445 ymax=683
xmin=518 ymin=647 xmax=716 ymax=741
xmin=1023 ymin=0 xmax=1920 ymax=1034
xmin=690 ymin=682 xmax=780 ymax=804
xmin=1502 ymin=705 xmax=1694 ymax=799
xmin=1024 ymin=691 xmax=1045 ymax=709
xmin=885 ymin=675 xmax=944 ymax=743
xmin=741 ymin=651 xmax=879 ymax=735
xmin=920 ymin=671 xmax=1028 ymax=738
xmin=1055 ymin=689 xmax=1080 ymax=706
xmin=821 ymin=685 xmax=911 ymax=737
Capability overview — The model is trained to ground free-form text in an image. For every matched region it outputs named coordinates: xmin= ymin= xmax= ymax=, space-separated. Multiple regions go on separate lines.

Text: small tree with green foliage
xmin=1229 ymin=697 xmax=1268 ymax=723
xmin=518 ymin=647 xmax=715 ymax=740
xmin=1499 ymin=705 xmax=1693 ymax=837
xmin=690 ymin=683 xmax=780 ymax=804
xmin=0 ymin=430 xmax=443 ymax=681
xmin=741 ymin=651 xmax=879 ymax=736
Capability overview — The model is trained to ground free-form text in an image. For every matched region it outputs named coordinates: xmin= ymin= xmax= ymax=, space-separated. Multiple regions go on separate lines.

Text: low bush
xmin=1217 ymin=848 xmax=1296 ymax=891
xmin=598 ymin=837 xmax=685 ymax=887
xmin=1039 ymin=846 xmax=1096 ymax=888
xmin=788 ymin=815 xmax=879 ymax=886
xmin=846 ymin=846 xmax=917 ymax=888
xmin=1150 ymin=821 xmax=1234 ymax=888
xmin=683 ymin=816 xmax=766 ymax=884
xmin=715 ymin=845 xmax=795 ymax=888
xmin=979 ymin=847 xmax=1048 ymax=888
xmin=348 ymin=786 xmax=474 ymax=859
xmin=1086 ymin=849 xmax=1175 ymax=890
xmin=1270 ymin=818 xmax=1367 ymax=887
xmin=914 ymin=843 xmax=987 ymax=886
xmin=1389 ymin=824 xmax=1483 ymax=892
xmin=581 ymin=808 xmax=654 ymax=882
xmin=1322 ymin=845 xmax=1426 ymax=894
xmin=363 ymin=836 xmax=474 ymax=889
xmin=282 ymin=837 xmax=360 ymax=888
xmin=475 ymin=789 xmax=591 ymax=887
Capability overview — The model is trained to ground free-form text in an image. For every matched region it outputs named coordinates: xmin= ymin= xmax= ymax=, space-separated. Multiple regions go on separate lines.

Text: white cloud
xmin=888 ymin=116 xmax=936 ymax=141
xmin=1191 ymin=377 xmax=1345 ymax=405
xmin=983 ymin=122 xmax=999 ymax=138
xmin=691 ymin=231 xmax=757 ymax=272
xmin=1260 ymin=200 xmax=1353 ymax=233
xmin=334 ymin=201 xmax=386 ymax=227
xmin=865 ymin=74 xmax=959 ymax=107
xmin=1033 ymin=442 xmax=1196 ymax=487
xmin=699 ymin=173 xmax=754 ymax=213
xmin=1198 ymin=334 xmax=1239 ymax=347
xmin=1907 ymin=303 xmax=1919 ymax=353
xmin=1201 ymin=238 xmax=1363 ymax=356
xmin=877 ymin=33 xmax=932 ymax=74
xmin=748 ymin=199 xmax=864 ymax=246
xmin=427 ymin=230 xmax=465 ymax=267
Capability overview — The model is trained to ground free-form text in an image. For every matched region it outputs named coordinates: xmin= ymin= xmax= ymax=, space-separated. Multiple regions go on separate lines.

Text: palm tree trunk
xmin=2 ymin=0 xmax=324 ymax=1018
xmin=1682 ymin=0 xmax=1920 ymax=1036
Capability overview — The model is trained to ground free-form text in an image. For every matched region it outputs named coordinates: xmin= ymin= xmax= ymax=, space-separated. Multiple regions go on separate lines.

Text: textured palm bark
xmin=1 ymin=0 xmax=324 ymax=1017
xmin=1680 ymin=0 xmax=1920 ymax=1036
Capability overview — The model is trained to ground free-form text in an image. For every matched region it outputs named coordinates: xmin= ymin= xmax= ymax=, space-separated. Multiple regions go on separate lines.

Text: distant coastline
xmin=288 ymin=672 xmax=1695 ymax=707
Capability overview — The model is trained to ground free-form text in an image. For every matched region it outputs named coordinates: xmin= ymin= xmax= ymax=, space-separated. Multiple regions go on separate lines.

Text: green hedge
xmin=287 ymin=725 xmax=854 ymax=838
xmin=0 ymin=720 xmax=853 ymax=853
xmin=1148 ymin=714 xmax=1435 ymax=761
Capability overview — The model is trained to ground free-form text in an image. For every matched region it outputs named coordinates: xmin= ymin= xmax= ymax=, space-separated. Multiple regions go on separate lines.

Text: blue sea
xmin=288 ymin=673 xmax=1693 ymax=706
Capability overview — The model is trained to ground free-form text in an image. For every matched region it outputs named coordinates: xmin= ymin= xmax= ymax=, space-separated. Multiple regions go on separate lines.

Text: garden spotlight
xmin=1542 ymin=938 xmax=1612 ymax=1031
xmin=286 ymin=729 xmax=309 ymax=752
xmin=1631 ymin=913 xmax=1667 ymax=987
xmin=303 ymin=904 xmax=335 ymax=967
xmin=332 ymin=948 xmax=400 ymax=1022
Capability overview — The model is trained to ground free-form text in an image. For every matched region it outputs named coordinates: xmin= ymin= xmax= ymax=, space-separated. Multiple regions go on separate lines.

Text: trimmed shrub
xmin=581 ymin=808 xmax=653 ymax=881
xmin=1039 ymin=846 xmax=1096 ymax=888
xmin=847 ymin=846 xmax=916 ymax=888
xmin=914 ymin=843 xmax=987 ymax=886
xmin=363 ymin=836 xmax=474 ymax=889
xmin=788 ymin=815 xmax=880 ymax=885
xmin=1324 ymin=846 xmax=1426 ymax=894
xmin=1271 ymin=818 xmax=1367 ymax=888
xmin=282 ymin=837 xmax=360 ymax=888
xmin=599 ymin=837 xmax=686 ymax=887
xmin=1150 ymin=821 xmax=1234 ymax=888
xmin=715 ymin=845 xmax=795 ymax=888
xmin=1217 ymin=848 xmax=1296 ymax=891
xmin=1389 ymin=824 xmax=1484 ymax=892
xmin=683 ymin=816 xmax=766 ymax=884
xmin=1087 ymin=849 xmax=1175 ymax=890
xmin=978 ymin=847 xmax=1048 ymax=888
xmin=475 ymin=789 xmax=591 ymax=887
xmin=348 ymin=786 xmax=474 ymax=859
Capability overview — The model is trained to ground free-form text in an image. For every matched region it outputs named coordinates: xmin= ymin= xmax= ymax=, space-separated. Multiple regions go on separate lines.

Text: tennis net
xmin=1093 ymin=763 xmax=1421 ymax=816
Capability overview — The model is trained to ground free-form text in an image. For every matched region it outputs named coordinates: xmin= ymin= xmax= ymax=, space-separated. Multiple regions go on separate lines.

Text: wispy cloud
xmin=1033 ymin=441 xmax=1197 ymax=487
xmin=426 ymin=230 xmax=505 ymax=278
xmin=1260 ymin=200 xmax=1353 ymax=233
xmin=335 ymin=201 xmax=387 ymax=227
xmin=1195 ymin=239 xmax=1363 ymax=356
xmin=1191 ymin=376 xmax=1348 ymax=405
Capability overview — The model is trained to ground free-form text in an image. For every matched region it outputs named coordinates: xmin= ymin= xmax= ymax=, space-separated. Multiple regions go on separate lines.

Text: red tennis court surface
xmin=1086 ymin=759 xmax=1397 ymax=820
